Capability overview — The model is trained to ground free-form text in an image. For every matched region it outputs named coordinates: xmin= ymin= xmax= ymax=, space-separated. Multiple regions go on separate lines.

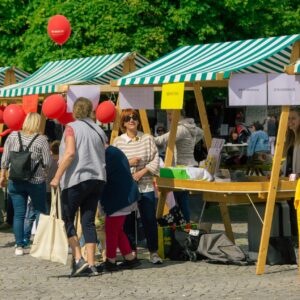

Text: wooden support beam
xmin=290 ymin=40 xmax=300 ymax=64
xmin=4 ymin=68 xmax=16 ymax=86
xmin=256 ymin=106 xmax=289 ymax=275
xmin=193 ymin=82 xmax=212 ymax=149
xmin=219 ymin=202 xmax=235 ymax=243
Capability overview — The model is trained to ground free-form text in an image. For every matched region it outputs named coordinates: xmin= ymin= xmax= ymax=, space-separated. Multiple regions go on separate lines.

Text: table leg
xmin=219 ymin=202 xmax=235 ymax=243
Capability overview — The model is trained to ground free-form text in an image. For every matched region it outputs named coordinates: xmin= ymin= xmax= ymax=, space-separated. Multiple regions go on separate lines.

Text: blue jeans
xmin=174 ymin=191 xmax=190 ymax=223
xmin=23 ymin=200 xmax=36 ymax=242
xmin=8 ymin=180 xmax=47 ymax=247
xmin=124 ymin=191 xmax=158 ymax=252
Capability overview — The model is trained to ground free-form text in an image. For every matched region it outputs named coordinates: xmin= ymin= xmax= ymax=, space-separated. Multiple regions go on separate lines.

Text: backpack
xmin=9 ymin=132 xmax=41 ymax=181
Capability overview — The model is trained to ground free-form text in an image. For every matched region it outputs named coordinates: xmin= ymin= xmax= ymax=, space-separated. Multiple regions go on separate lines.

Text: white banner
xmin=268 ymin=74 xmax=300 ymax=105
xmin=67 ymin=85 xmax=100 ymax=112
xmin=119 ymin=87 xmax=154 ymax=109
xmin=229 ymin=73 xmax=267 ymax=106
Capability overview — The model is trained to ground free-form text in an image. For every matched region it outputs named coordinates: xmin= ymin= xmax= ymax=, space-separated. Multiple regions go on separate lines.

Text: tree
xmin=0 ymin=0 xmax=299 ymax=72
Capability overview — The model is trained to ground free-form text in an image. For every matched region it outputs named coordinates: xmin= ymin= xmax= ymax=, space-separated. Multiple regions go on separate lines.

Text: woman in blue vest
xmin=100 ymin=145 xmax=141 ymax=272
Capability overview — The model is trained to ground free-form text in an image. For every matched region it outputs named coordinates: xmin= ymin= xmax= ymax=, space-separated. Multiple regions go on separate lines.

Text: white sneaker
xmin=150 ymin=252 xmax=162 ymax=264
xmin=15 ymin=247 xmax=23 ymax=256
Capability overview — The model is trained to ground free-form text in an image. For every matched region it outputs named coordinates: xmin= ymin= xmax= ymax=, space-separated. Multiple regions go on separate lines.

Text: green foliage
xmin=0 ymin=0 xmax=299 ymax=72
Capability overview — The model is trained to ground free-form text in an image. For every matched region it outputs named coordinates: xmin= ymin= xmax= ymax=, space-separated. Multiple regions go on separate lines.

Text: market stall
xmin=113 ymin=34 xmax=300 ymax=275
xmin=0 ymin=52 xmax=151 ymax=136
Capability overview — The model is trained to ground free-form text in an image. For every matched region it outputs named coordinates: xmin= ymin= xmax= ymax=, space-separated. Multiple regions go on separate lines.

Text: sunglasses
xmin=124 ymin=115 xmax=139 ymax=122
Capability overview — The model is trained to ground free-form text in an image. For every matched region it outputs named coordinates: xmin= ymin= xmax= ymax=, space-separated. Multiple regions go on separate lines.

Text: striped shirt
xmin=1 ymin=131 xmax=51 ymax=184
xmin=113 ymin=132 xmax=159 ymax=193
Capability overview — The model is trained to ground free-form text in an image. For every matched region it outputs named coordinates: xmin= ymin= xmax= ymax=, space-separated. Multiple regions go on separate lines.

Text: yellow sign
xmin=161 ymin=82 xmax=185 ymax=109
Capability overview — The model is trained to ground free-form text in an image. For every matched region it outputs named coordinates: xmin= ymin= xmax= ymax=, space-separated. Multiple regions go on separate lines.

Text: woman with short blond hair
xmin=0 ymin=112 xmax=51 ymax=256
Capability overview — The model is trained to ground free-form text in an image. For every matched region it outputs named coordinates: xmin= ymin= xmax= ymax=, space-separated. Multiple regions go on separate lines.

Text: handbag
xmin=30 ymin=188 xmax=69 ymax=265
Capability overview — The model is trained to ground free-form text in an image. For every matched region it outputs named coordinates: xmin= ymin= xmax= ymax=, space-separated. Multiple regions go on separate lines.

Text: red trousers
xmin=105 ymin=215 xmax=132 ymax=259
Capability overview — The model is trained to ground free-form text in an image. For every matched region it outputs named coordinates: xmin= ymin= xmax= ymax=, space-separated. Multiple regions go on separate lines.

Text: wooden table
xmin=156 ymin=176 xmax=296 ymax=245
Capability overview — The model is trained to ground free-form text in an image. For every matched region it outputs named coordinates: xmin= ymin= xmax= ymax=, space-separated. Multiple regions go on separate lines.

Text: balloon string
xmin=60 ymin=45 xmax=64 ymax=60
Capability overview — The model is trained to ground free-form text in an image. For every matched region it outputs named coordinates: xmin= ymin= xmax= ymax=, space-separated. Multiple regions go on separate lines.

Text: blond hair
xmin=73 ymin=97 xmax=93 ymax=120
xmin=284 ymin=107 xmax=300 ymax=156
xmin=22 ymin=113 xmax=41 ymax=134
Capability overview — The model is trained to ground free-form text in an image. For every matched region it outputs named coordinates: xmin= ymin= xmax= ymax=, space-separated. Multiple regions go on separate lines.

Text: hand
xmin=130 ymin=157 xmax=141 ymax=166
xmin=50 ymin=177 xmax=60 ymax=188
xmin=0 ymin=177 xmax=6 ymax=188
xmin=132 ymin=169 xmax=147 ymax=181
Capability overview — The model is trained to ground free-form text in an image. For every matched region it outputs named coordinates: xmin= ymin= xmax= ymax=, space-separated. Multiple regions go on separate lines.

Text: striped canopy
xmin=0 ymin=67 xmax=30 ymax=87
xmin=0 ymin=52 xmax=149 ymax=97
xmin=295 ymin=61 xmax=300 ymax=73
xmin=117 ymin=34 xmax=300 ymax=86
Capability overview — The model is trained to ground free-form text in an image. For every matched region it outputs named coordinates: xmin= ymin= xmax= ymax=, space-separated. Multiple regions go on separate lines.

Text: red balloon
xmin=3 ymin=104 xmax=26 ymax=130
xmin=0 ymin=105 xmax=6 ymax=123
xmin=96 ymin=101 xmax=116 ymax=123
xmin=42 ymin=94 xmax=66 ymax=119
xmin=47 ymin=15 xmax=71 ymax=45
xmin=57 ymin=111 xmax=74 ymax=125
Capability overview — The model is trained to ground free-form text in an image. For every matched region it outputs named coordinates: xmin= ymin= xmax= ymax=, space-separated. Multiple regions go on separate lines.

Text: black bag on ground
xmin=268 ymin=236 xmax=297 ymax=265
xmin=197 ymin=232 xmax=250 ymax=265
xmin=9 ymin=132 xmax=40 ymax=181
xmin=266 ymin=204 xmax=297 ymax=265
xmin=157 ymin=206 xmax=185 ymax=227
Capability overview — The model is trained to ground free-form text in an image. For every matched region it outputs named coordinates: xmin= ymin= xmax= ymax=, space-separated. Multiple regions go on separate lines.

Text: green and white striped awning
xmin=0 ymin=67 xmax=30 ymax=87
xmin=0 ymin=52 xmax=149 ymax=97
xmin=117 ymin=34 xmax=300 ymax=86
xmin=295 ymin=61 xmax=300 ymax=73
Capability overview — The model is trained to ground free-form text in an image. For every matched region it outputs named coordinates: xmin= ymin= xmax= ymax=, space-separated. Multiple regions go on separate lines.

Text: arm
xmin=0 ymin=135 xmax=12 ymax=187
xmin=41 ymin=136 xmax=51 ymax=169
xmin=247 ymin=134 xmax=257 ymax=157
xmin=154 ymin=125 xmax=185 ymax=146
xmin=50 ymin=130 xmax=76 ymax=188
xmin=133 ymin=136 xmax=159 ymax=181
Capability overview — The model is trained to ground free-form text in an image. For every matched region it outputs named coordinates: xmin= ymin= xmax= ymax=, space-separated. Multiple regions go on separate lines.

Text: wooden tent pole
xmin=156 ymin=110 xmax=180 ymax=218
xmin=193 ymin=82 xmax=234 ymax=241
xmin=109 ymin=58 xmax=131 ymax=144
xmin=193 ymin=82 xmax=212 ymax=149
xmin=256 ymin=106 xmax=289 ymax=275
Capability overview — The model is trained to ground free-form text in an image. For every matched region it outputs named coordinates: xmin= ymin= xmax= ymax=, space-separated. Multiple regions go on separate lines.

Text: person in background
xmin=266 ymin=115 xmax=278 ymax=156
xmin=46 ymin=140 xmax=60 ymax=211
xmin=0 ymin=113 xmax=50 ymax=256
xmin=247 ymin=121 xmax=270 ymax=161
xmin=113 ymin=109 xmax=162 ymax=264
xmin=154 ymin=110 xmax=203 ymax=224
xmin=100 ymin=145 xmax=141 ymax=272
xmin=283 ymin=107 xmax=300 ymax=244
xmin=155 ymin=125 xmax=166 ymax=159
xmin=50 ymin=97 xmax=106 ymax=277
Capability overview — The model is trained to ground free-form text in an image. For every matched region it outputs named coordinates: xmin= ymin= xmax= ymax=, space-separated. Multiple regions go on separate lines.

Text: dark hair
xmin=50 ymin=140 xmax=60 ymax=155
xmin=252 ymin=121 xmax=263 ymax=131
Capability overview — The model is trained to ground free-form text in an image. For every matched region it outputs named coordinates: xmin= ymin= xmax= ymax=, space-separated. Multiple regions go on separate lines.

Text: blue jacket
xmin=247 ymin=130 xmax=270 ymax=157
xmin=101 ymin=146 xmax=140 ymax=215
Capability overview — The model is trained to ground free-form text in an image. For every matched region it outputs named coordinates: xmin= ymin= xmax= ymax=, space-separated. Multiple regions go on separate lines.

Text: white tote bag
xmin=30 ymin=188 xmax=68 ymax=265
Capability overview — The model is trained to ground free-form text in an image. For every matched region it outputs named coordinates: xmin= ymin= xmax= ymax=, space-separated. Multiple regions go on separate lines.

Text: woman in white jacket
xmin=155 ymin=111 xmax=203 ymax=223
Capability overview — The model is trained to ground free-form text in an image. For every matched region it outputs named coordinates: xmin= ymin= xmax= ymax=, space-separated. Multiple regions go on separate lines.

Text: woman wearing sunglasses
xmin=112 ymin=109 xmax=162 ymax=264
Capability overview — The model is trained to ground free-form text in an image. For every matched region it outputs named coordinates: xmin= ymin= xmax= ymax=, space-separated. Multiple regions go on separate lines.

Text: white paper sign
xmin=67 ymin=85 xmax=101 ymax=112
xmin=119 ymin=87 xmax=154 ymax=109
xmin=268 ymin=74 xmax=300 ymax=105
xmin=229 ymin=73 xmax=267 ymax=106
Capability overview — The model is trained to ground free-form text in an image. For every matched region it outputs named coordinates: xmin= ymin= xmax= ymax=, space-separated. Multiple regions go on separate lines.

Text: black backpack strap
xmin=25 ymin=134 xmax=40 ymax=151
xmin=80 ymin=120 xmax=105 ymax=145
xmin=17 ymin=132 xmax=23 ymax=152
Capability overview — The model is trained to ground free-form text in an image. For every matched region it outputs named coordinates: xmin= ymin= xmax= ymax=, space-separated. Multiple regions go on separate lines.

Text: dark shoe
xmin=118 ymin=258 xmax=141 ymax=269
xmin=81 ymin=265 xmax=101 ymax=277
xmin=103 ymin=260 xmax=119 ymax=272
xmin=71 ymin=257 xmax=89 ymax=277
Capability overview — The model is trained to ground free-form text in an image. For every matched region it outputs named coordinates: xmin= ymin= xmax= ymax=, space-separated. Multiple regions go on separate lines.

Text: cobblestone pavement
xmin=1 ymin=222 xmax=300 ymax=300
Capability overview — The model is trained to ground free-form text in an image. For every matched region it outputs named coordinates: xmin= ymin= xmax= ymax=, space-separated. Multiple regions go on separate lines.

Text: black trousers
xmin=61 ymin=180 xmax=104 ymax=243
